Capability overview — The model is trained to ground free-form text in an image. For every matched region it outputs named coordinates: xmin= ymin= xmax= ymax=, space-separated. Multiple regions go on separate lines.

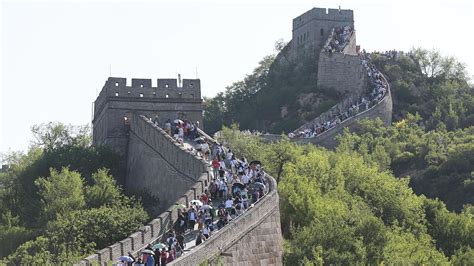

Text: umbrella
xmin=232 ymin=183 xmax=246 ymax=190
xmin=201 ymin=204 xmax=213 ymax=210
xmin=174 ymin=119 xmax=184 ymax=124
xmin=119 ymin=256 xmax=133 ymax=262
xmin=190 ymin=199 xmax=203 ymax=207
xmin=253 ymin=182 xmax=266 ymax=190
xmin=141 ymin=249 xmax=155 ymax=255
xmin=249 ymin=160 xmax=261 ymax=166
xmin=152 ymin=243 xmax=167 ymax=250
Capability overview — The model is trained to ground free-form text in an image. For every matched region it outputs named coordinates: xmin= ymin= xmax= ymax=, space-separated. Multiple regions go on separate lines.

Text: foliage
xmin=204 ymin=42 xmax=341 ymax=134
xmin=35 ymin=168 xmax=86 ymax=222
xmin=0 ymin=123 xmax=148 ymax=263
xmin=220 ymin=128 xmax=473 ymax=265
xmin=338 ymin=117 xmax=474 ymax=212
xmin=371 ymin=48 xmax=472 ymax=130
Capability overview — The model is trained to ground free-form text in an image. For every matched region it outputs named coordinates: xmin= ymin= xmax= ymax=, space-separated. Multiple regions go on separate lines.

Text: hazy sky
xmin=1 ymin=0 xmax=473 ymax=155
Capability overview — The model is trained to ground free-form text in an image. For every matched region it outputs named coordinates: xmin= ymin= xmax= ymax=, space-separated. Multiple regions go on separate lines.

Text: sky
xmin=1 ymin=0 xmax=473 ymax=156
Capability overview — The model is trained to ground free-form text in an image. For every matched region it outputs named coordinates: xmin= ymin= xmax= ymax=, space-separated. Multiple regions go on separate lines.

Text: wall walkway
xmin=263 ymin=73 xmax=392 ymax=149
xmin=79 ymin=115 xmax=283 ymax=265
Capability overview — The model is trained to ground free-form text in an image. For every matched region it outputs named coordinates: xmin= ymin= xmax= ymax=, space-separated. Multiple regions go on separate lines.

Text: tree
xmin=85 ymin=168 xmax=121 ymax=208
xmin=267 ymin=138 xmax=301 ymax=183
xmin=31 ymin=122 xmax=90 ymax=150
xmin=35 ymin=167 xmax=86 ymax=222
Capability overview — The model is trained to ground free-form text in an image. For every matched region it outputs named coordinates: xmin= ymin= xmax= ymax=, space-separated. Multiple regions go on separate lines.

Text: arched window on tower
xmin=320 ymin=28 xmax=324 ymax=36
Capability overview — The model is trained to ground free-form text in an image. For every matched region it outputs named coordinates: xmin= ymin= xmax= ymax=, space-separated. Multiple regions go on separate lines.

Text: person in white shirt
xmin=225 ymin=197 xmax=234 ymax=212
xmin=202 ymin=225 xmax=210 ymax=239
xmin=241 ymin=174 xmax=250 ymax=185
xmin=201 ymin=142 xmax=210 ymax=160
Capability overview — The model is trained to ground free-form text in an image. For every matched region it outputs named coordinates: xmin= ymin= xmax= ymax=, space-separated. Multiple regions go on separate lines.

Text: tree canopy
xmin=0 ymin=123 xmax=148 ymax=263
xmin=219 ymin=126 xmax=473 ymax=264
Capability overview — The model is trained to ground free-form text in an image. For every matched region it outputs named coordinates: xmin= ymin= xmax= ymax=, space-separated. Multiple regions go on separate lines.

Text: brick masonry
xmin=316 ymin=33 xmax=368 ymax=98
xmin=170 ymin=174 xmax=283 ymax=266
xmin=81 ymin=114 xmax=283 ymax=265
xmin=262 ymin=77 xmax=393 ymax=149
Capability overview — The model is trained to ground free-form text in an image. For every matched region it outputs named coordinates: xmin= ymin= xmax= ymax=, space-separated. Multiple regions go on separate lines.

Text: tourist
xmin=160 ymin=248 xmax=168 ymax=266
xmin=211 ymin=158 xmax=220 ymax=178
xmin=188 ymin=208 xmax=196 ymax=231
xmin=195 ymin=231 xmax=204 ymax=246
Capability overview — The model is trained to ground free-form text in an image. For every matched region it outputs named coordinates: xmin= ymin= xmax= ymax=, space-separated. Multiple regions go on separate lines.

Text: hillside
xmin=218 ymin=126 xmax=474 ymax=264
xmin=204 ymin=44 xmax=343 ymax=134
xmin=205 ymin=48 xmax=474 ymax=211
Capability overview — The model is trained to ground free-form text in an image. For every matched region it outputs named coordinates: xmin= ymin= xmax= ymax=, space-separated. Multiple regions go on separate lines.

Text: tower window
xmin=165 ymin=84 xmax=169 ymax=88
xmin=320 ymin=28 xmax=324 ymax=36
xmin=165 ymin=94 xmax=169 ymax=98
xmin=140 ymin=84 xmax=144 ymax=88
xmin=115 ymin=92 xmax=119 ymax=97
xmin=139 ymin=93 xmax=144 ymax=98
xmin=115 ymin=82 xmax=119 ymax=86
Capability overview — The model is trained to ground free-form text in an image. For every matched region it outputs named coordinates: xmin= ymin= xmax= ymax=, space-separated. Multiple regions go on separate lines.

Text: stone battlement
xmin=100 ymin=77 xmax=201 ymax=100
xmin=293 ymin=7 xmax=353 ymax=31
xmin=290 ymin=7 xmax=355 ymax=58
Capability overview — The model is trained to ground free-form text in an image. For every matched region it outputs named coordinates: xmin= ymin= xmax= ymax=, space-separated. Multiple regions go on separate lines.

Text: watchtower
xmin=92 ymin=77 xmax=203 ymax=157
xmin=291 ymin=7 xmax=354 ymax=55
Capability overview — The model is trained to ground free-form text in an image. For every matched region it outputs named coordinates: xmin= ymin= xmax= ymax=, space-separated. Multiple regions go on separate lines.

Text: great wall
xmin=80 ymin=7 xmax=392 ymax=265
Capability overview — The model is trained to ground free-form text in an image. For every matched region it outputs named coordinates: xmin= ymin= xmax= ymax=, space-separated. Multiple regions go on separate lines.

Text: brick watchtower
xmin=291 ymin=7 xmax=354 ymax=56
xmin=92 ymin=77 xmax=203 ymax=158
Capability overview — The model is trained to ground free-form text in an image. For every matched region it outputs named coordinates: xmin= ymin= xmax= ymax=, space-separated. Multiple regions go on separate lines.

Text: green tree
xmin=85 ymin=168 xmax=121 ymax=208
xmin=35 ymin=168 xmax=86 ymax=222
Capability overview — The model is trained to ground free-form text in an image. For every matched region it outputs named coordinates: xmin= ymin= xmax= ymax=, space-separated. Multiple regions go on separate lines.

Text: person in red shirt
xmin=211 ymin=158 xmax=220 ymax=178
xmin=200 ymin=192 xmax=209 ymax=205
xmin=160 ymin=248 xmax=168 ymax=265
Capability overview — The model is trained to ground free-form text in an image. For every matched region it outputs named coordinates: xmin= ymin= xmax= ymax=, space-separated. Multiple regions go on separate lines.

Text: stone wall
xmin=291 ymin=7 xmax=354 ymax=57
xmin=170 ymin=174 xmax=283 ymax=266
xmin=81 ymin=115 xmax=283 ymax=265
xmin=292 ymin=88 xmax=392 ymax=149
xmin=262 ymin=76 xmax=393 ymax=149
xmin=92 ymin=77 xmax=204 ymax=160
xmin=79 ymin=115 xmax=211 ymax=265
xmin=317 ymin=33 xmax=367 ymax=97
xmin=126 ymin=114 xmax=208 ymax=211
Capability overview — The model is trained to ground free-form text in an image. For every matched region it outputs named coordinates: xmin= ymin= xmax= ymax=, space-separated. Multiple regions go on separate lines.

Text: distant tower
xmin=92 ymin=77 xmax=203 ymax=158
xmin=290 ymin=7 xmax=354 ymax=56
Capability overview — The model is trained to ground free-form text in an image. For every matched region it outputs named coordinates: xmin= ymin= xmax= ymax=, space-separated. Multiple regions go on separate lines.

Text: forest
xmin=0 ymin=123 xmax=149 ymax=264
xmin=217 ymin=124 xmax=473 ymax=264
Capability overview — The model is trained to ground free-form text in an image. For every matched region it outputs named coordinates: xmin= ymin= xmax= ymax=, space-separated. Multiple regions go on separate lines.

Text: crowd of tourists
xmin=151 ymin=116 xmax=200 ymax=144
xmin=323 ymin=25 xmax=354 ymax=54
xmin=116 ymin=121 xmax=267 ymax=265
xmin=289 ymin=52 xmax=388 ymax=138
